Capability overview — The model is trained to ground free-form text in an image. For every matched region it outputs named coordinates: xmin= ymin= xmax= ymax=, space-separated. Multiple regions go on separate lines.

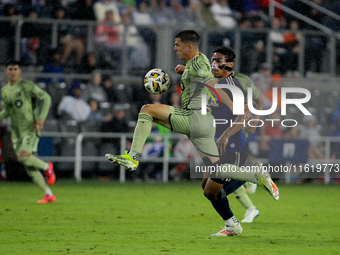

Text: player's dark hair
xmin=213 ymin=47 xmax=236 ymax=62
xmin=6 ymin=59 xmax=21 ymax=67
xmin=175 ymin=30 xmax=200 ymax=47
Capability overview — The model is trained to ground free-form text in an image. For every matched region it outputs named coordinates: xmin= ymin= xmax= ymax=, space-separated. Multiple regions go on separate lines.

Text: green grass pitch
xmin=1 ymin=180 xmax=339 ymax=255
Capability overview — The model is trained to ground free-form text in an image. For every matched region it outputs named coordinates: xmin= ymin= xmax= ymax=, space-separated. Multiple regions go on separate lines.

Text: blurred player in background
xmin=0 ymin=59 xmax=56 ymax=203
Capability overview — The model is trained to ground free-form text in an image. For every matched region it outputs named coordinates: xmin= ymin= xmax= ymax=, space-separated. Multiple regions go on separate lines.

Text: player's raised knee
xmin=140 ymin=104 xmax=158 ymax=117
xmin=140 ymin=104 xmax=151 ymax=113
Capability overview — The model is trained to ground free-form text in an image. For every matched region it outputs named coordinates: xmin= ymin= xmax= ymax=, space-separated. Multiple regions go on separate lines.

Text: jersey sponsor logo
xmin=230 ymin=143 xmax=235 ymax=148
xmin=197 ymin=69 xmax=204 ymax=77
xmin=15 ymin=100 xmax=23 ymax=108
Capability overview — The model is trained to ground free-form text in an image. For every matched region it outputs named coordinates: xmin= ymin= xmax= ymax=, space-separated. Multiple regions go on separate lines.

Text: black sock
xmin=210 ymin=192 xmax=234 ymax=221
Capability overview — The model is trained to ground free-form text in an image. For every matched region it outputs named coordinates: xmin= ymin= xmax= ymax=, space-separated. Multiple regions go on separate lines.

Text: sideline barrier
xmin=39 ymin=132 xmax=340 ymax=183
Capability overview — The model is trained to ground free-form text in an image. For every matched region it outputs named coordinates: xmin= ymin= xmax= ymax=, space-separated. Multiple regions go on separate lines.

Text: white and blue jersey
xmin=211 ymin=74 xmax=247 ymax=152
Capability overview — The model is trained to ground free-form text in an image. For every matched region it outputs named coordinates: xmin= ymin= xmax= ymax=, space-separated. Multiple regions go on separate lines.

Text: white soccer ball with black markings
xmin=143 ymin=68 xmax=170 ymax=95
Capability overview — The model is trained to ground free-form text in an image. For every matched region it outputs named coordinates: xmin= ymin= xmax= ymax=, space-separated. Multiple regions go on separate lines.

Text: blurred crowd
xmin=1 ymin=0 xmax=340 ymax=181
xmin=0 ymin=0 xmax=340 ymax=76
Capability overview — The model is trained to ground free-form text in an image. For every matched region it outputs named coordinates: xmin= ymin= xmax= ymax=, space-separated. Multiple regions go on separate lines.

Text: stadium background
xmin=0 ymin=0 xmax=339 ymax=183
xmin=1 ymin=1 xmax=340 ymax=254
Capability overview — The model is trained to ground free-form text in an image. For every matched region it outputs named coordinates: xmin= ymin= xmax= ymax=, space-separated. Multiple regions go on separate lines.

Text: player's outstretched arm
xmin=38 ymin=92 xmax=52 ymax=122
xmin=30 ymin=83 xmax=52 ymax=131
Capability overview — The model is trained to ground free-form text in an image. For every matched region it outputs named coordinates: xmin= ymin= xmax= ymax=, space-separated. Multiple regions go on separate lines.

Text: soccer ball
xmin=143 ymin=68 xmax=170 ymax=95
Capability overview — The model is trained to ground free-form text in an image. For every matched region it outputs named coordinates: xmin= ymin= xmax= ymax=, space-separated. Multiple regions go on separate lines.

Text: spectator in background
xmin=31 ymin=0 xmax=62 ymax=18
xmin=258 ymin=0 xmax=284 ymax=18
xmin=87 ymin=98 xmax=104 ymax=121
xmin=57 ymin=80 xmax=91 ymax=121
xmin=208 ymin=0 xmax=237 ymax=51
xmin=53 ymin=6 xmax=85 ymax=68
xmin=284 ymin=20 xmax=301 ymax=76
xmin=239 ymin=17 xmax=254 ymax=74
xmin=121 ymin=10 xmax=150 ymax=69
xmin=149 ymin=0 xmax=178 ymax=25
xmin=82 ymin=71 xmax=107 ymax=103
xmin=101 ymin=103 xmax=129 ymax=149
xmin=79 ymin=52 xmax=97 ymax=74
xmin=133 ymin=1 xmax=157 ymax=68
xmin=269 ymin=17 xmax=290 ymax=75
xmin=41 ymin=49 xmax=65 ymax=84
xmin=94 ymin=0 xmax=121 ymax=22
xmin=21 ymin=8 xmax=51 ymax=66
xmin=21 ymin=10 xmax=40 ymax=66
xmin=250 ymin=62 xmax=271 ymax=106
xmin=300 ymin=115 xmax=323 ymax=159
xmin=210 ymin=0 xmax=237 ymax=29
xmin=258 ymin=62 xmax=272 ymax=86
xmin=302 ymin=0 xmax=327 ymax=75
xmin=247 ymin=16 xmax=267 ymax=73
xmin=200 ymin=0 xmax=218 ymax=27
xmin=102 ymin=75 xmax=117 ymax=102
xmin=183 ymin=0 xmax=205 ymax=27
xmin=94 ymin=9 xmax=123 ymax=69
xmin=133 ymin=1 xmax=154 ymax=25
xmin=68 ymin=0 xmax=96 ymax=21
xmin=0 ymin=4 xmax=21 ymax=64
xmin=67 ymin=0 xmax=96 ymax=55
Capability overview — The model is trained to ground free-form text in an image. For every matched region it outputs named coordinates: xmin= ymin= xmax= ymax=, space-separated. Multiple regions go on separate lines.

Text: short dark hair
xmin=213 ymin=47 xmax=236 ymax=61
xmin=175 ymin=30 xmax=200 ymax=47
xmin=6 ymin=59 xmax=21 ymax=67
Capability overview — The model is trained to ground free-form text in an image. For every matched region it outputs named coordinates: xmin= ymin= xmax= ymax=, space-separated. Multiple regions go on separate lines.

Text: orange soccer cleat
xmin=45 ymin=162 xmax=56 ymax=186
xmin=37 ymin=194 xmax=56 ymax=204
